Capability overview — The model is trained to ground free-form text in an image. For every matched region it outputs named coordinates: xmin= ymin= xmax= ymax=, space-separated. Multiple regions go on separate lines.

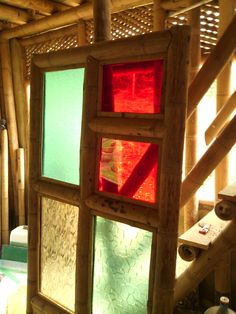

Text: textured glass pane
xmin=102 ymin=60 xmax=163 ymax=113
xmin=99 ymin=138 xmax=158 ymax=203
xmin=93 ymin=217 xmax=152 ymax=314
xmin=42 ymin=68 xmax=84 ymax=185
xmin=40 ymin=197 xmax=79 ymax=311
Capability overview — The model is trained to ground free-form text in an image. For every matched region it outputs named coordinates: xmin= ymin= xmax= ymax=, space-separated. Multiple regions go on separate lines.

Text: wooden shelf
xmin=218 ymin=181 xmax=236 ymax=202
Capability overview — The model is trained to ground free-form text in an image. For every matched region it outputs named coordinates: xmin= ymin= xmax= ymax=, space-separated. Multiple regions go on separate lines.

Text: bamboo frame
xmin=89 ymin=117 xmax=165 ymax=138
xmin=1 ymin=129 xmax=9 ymax=244
xmin=187 ymin=15 xmax=236 ymax=119
xmin=86 ymin=194 xmax=158 ymax=228
xmin=32 ymin=31 xmax=171 ymax=69
xmin=0 ymin=40 xmax=19 ymax=214
xmin=180 ymin=114 xmax=236 ymax=208
xmin=205 ymin=90 xmax=236 ymax=145
xmin=152 ymin=26 xmax=190 ymax=314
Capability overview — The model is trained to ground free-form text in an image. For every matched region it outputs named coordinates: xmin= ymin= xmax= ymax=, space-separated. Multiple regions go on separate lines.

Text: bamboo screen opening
xmin=101 ymin=60 xmax=163 ymax=113
xmin=40 ymin=197 xmax=79 ymax=311
xmin=42 ymin=68 xmax=84 ymax=185
xmin=93 ymin=216 xmax=152 ymax=313
xmin=99 ymin=138 xmax=158 ymax=203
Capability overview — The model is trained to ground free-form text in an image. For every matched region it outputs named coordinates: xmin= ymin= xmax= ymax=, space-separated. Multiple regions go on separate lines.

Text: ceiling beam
xmin=52 ymin=0 xmax=83 ymax=7
xmin=0 ymin=0 xmax=69 ymax=15
xmin=0 ymin=3 xmax=35 ymax=25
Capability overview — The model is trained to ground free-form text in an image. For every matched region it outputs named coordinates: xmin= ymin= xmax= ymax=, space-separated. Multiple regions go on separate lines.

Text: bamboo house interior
xmin=0 ymin=0 xmax=236 ymax=313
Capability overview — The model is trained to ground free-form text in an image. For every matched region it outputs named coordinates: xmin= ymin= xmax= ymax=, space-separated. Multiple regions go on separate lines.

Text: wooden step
xmin=178 ymin=210 xmax=230 ymax=254
xmin=218 ymin=181 xmax=236 ymax=202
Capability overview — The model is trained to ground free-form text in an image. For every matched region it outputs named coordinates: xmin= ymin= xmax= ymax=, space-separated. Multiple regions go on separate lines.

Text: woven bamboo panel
xmin=24 ymin=3 xmax=219 ymax=79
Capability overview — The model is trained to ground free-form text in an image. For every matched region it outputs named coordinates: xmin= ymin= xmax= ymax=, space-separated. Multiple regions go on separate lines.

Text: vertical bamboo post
xmin=17 ymin=148 xmax=25 ymax=225
xmin=153 ymin=0 xmax=167 ymax=31
xmin=1 ymin=128 xmax=9 ymax=244
xmin=152 ymin=26 xmax=190 ymax=314
xmin=10 ymin=38 xmax=29 ymax=220
xmin=93 ymin=0 xmax=111 ymax=42
xmin=184 ymin=5 xmax=201 ymax=231
xmin=0 ymin=40 xmax=19 ymax=216
xmin=214 ymin=0 xmax=235 ymax=301
xmin=76 ymin=1 xmax=111 ymax=313
xmin=78 ymin=19 xmax=87 ymax=46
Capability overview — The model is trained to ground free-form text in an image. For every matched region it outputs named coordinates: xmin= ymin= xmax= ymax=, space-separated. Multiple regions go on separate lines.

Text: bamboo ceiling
xmin=0 ymin=0 xmax=222 ymax=78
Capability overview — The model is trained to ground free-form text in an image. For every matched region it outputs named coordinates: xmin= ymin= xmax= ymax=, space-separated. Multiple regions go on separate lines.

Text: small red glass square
xmin=98 ymin=138 xmax=158 ymax=203
xmin=101 ymin=60 xmax=163 ymax=113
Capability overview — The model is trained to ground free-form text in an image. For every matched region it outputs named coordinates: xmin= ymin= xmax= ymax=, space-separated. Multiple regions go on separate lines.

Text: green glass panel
xmin=93 ymin=217 xmax=152 ymax=314
xmin=42 ymin=68 xmax=84 ymax=185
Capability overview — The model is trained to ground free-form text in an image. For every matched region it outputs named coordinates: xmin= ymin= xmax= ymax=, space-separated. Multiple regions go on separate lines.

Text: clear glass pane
xmin=42 ymin=68 xmax=84 ymax=185
xmin=93 ymin=217 xmax=152 ymax=314
xmin=40 ymin=197 xmax=79 ymax=311
xmin=102 ymin=60 xmax=163 ymax=113
xmin=99 ymin=138 xmax=158 ymax=203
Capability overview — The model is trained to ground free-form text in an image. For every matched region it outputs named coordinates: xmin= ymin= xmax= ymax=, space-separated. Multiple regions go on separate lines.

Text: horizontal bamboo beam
xmin=89 ymin=117 xmax=165 ymax=138
xmin=180 ymin=114 xmax=236 ymax=208
xmin=86 ymin=194 xmax=158 ymax=228
xmin=20 ymin=24 xmax=77 ymax=46
xmin=33 ymin=180 xmax=80 ymax=206
xmin=174 ymin=219 xmax=236 ymax=303
xmin=0 ymin=0 xmax=68 ymax=15
xmin=187 ymin=15 xmax=236 ymax=119
xmin=178 ymin=244 xmax=200 ymax=261
xmin=168 ymin=0 xmax=213 ymax=17
xmin=32 ymin=30 xmax=170 ymax=68
xmin=215 ymin=200 xmax=236 ymax=221
xmin=0 ymin=3 xmax=33 ymax=25
xmin=205 ymin=90 xmax=236 ymax=145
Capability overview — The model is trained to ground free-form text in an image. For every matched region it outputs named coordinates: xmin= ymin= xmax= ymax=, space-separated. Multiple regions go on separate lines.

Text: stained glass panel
xmin=92 ymin=217 xmax=152 ymax=314
xmin=42 ymin=68 xmax=84 ymax=185
xmin=101 ymin=60 xmax=163 ymax=113
xmin=99 ymin=138 xmax=158 ymax=203
xmin=40 ymin=197 xmax=79 ymax=311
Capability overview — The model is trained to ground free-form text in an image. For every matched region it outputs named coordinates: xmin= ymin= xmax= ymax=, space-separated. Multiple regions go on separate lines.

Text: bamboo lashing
xmin=180 ymin=114 xmax=236 ymax=208
xmin=174 ymin=219 xmax=236 ymax=304
xmin=187 ymin=15 xmax=236 ymax=120
xmin=17 ymin=148 xmax=25 ymax=225
xmin=205 ymin=90 xmax=236 ymax=145
xmin=0 ymin=40 xmax=19 ymax=214
xmin=1 ymin=128 xmax=9 ymax=244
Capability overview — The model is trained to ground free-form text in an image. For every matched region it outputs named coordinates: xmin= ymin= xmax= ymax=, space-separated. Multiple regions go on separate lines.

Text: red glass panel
xmin=101 ymin=60 xmax=163 ymax=113
xmin=99 ymin=138 xmax=158 ymax=203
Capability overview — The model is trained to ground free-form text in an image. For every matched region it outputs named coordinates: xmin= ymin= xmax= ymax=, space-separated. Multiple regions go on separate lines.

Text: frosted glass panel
xmin=42 ymin=68 xmax=84 ymax=185
xmin=40 ymin=197 xmax=79 ymax=311
xmin=93 ymin=217 xmax=152 ymax=314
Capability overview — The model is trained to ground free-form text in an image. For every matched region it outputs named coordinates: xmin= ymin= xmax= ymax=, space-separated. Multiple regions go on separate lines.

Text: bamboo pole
xmin=174 ymin=218 xmax=236 ymax=304
xmin=215 ymin=200 xmax=236 ymax=221
xmin=1 ymin=129 xmax=9 ymax=244
xmin=32 ymin=30 xmax=171 ymax=69
xmin=0 ymin=40 xmax=19 ymax=215
xmin=153 ymin=0 xmax=166 ymax=31
xmin=214 ymin=0 xmax=234 ymax=301
xmin=93 ymin=0 xmax=111 ymax=42
xmin=187 ymin=15 xmax=236 ymax=120
xmin=205 ymin=90 xmax=236 ymax=145
xmin=17 ymin=148 xmax=25 ymax=225
xmin=27 ymin=64 xmax=43 ymax=314
xmin=89 ymin=117 xmax=165 ymax=138
xmin=184 ymin=4 xmax=201 ymax=231
xmin=152 ymin=26 xmax=190 ymax=314
xmin=0 ymin=3 xmax=33 ymax=25
xmin=78 ymin=19 xmax=87 ymax=46
xmin=10 ymin=38 xmax=29 ymax=221
xmin=86 ymin=194 xmax=158 ymax=228
xmin=180 ymin=114 xmax=236 ymax=208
